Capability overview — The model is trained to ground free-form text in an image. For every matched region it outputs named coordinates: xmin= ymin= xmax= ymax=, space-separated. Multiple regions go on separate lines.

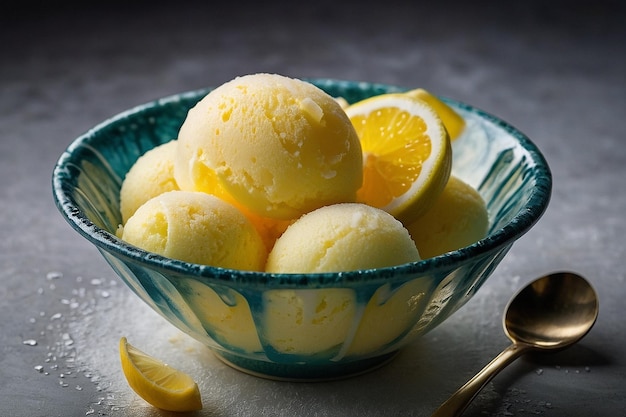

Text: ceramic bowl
xmin=52 ymin=79 xmax=551 ymax=380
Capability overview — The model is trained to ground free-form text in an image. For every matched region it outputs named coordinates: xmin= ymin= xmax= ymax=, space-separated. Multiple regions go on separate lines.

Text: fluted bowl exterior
xmin=52 ymin=79 xmax=551 ymax=380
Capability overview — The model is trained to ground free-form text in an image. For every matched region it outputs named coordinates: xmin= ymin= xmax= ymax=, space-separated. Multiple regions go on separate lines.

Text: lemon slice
xmin=405 ymin=88 xmax=465 ymax=140
xmin=119 ymin=337 xmax=202 ymax=412
xmin=345 ymin=94 xmax=452 ymax=224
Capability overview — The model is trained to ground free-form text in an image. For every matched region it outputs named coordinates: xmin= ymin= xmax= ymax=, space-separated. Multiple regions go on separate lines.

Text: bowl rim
xmin=52 ymin=78 xmax=552 ymax=288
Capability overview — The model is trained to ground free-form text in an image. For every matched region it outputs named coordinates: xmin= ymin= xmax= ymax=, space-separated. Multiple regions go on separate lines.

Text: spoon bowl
xmin=433 ymin=271 xmax=599 ymax=417
xmin=505 ymin=272 xmax=599 ymax=350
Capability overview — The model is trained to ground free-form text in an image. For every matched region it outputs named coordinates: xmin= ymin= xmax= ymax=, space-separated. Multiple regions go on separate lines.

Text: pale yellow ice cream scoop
xmin=175 ymin=73 xmax=363 ymax=220
xmin=120 ymin=190 xmax=267 ymax=270
xmin=407 ymin=175 xmax=488 ymax=259
xmin=266 ymin=203 xmax=420 ymax=273
xmin=119 ymin=139 xmax=179 ymax=224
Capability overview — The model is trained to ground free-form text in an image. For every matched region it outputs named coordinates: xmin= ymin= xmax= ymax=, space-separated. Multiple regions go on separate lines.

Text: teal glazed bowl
xmin=52 ymin=79 xmax=551 ymax=380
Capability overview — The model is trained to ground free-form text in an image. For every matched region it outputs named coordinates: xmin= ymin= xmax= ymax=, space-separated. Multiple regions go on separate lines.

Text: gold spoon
xmin=432 ymin=271 xmax=599 ymax=417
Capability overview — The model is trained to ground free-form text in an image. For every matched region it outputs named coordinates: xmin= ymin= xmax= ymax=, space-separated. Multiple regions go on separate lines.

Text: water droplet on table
xmin=46 ymin=272 xmax=63 ymax=280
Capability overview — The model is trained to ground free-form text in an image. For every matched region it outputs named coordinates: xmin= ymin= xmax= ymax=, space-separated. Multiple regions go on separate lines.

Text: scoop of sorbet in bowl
xmin=175 ymin=73 xmax=363 ymax=220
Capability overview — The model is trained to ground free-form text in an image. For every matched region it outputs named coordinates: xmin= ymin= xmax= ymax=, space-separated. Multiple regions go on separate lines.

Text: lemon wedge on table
xmin=345 ymin=94 xmax=452 ymax=225
xmin=119 ymin=337 xmax=202 ymax=412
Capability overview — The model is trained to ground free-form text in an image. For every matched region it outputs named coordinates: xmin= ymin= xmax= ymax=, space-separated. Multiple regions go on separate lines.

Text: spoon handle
xmin=431 ymin=343 xmax=532 ymax=417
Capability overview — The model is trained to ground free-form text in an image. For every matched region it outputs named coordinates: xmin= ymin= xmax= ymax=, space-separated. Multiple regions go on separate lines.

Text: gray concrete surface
xmin=1 ymin=1 xmax=625 ymax=416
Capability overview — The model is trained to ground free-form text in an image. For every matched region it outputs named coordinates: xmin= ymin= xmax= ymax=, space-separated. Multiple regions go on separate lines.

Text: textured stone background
xmin=1 ymin=1 xmax=624 ymax=416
